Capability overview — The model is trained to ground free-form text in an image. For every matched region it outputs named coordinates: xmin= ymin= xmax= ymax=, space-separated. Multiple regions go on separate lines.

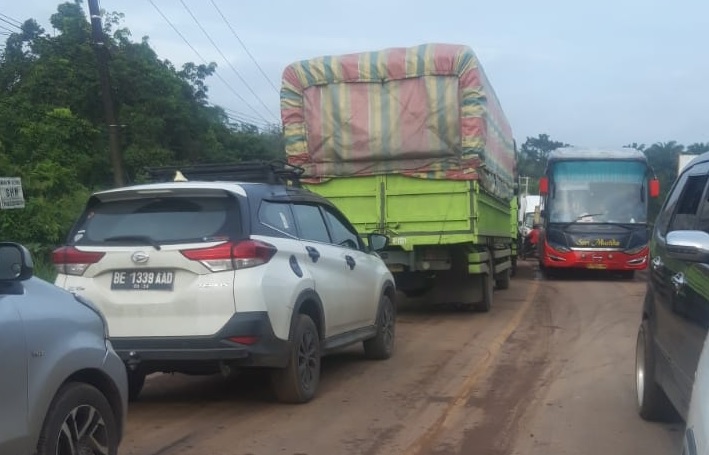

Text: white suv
xmin=54 ymin=163 xmax=396 ymax=403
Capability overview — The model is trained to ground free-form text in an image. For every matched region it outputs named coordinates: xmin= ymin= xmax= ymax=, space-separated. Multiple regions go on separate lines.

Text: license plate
xmin=111 ymin=269 xmax=175 ymax=290
xmin=587 ymin=264 xmax=607 ymax=270
xmin=387 ymin=264 xmax=405 ymax=272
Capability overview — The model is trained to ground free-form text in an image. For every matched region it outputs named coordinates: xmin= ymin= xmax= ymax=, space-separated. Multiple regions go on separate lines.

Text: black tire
xmin=542 ymin=265 xmax=557 ymax=279
xmin=636 ymin=320 xmax=676 ymax=421
xmin=127 ymin=370 xmax=146 ymax=402
xmin=510 ymin=256 xmax=517 ymax=277
xmin=496 ymin=267 xmax=511 ymax=290
xmin=271 ymin=315 xmax=321 ymax=403
xmin=37 ymin=382 xmax=119 ymax=455
xmin=620 ymin=270 xmax=635 ymax=280
xmin=363 ymin=295 xmax=396 ymax=360
xmin=477 ymin=258 xmax=494 ymax=312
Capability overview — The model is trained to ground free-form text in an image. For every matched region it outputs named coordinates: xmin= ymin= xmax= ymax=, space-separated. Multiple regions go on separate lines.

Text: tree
xmin=623 ymin=143 xmax=646 ymax=152
xmin=687 ymin=143 xmax=709 ymax=155
xmin=517 ymin=134 xmax=569 ymax=193
xmin=643 ymin=141 xmax=686 ymax=221
xmin=0 ymin=2 xmax=284 ymax=268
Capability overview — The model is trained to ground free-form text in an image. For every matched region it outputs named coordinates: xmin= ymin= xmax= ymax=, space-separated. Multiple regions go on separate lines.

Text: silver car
xmin=0 ymin=242 xmax=128 ymax=455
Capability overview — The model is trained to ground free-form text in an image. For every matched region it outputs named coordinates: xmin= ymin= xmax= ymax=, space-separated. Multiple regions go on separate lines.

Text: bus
xmin=537 ymin=147 xmax=660 ymax=277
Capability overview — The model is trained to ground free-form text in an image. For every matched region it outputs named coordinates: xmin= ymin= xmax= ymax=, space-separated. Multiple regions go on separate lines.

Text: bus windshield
xmin=548 ymin=160 xmax=648 ymax=224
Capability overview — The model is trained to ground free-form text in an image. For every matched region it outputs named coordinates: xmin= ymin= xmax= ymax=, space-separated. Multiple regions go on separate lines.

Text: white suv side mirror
xmin=367 ymin=234 xmax=389 ymax=252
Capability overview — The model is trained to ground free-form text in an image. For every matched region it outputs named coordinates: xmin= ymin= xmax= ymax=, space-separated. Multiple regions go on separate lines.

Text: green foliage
xmin=0 ymin=2 xmax=284 ymax=257
xmin=635 ymin=141 xmax=708 ymax=221
xmin=516 ymin=134 xmax=569 ymax=193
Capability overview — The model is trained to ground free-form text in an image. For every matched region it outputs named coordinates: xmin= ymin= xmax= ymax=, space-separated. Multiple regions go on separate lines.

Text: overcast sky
xmin=2 ymin=0 xmax=708 ymax=148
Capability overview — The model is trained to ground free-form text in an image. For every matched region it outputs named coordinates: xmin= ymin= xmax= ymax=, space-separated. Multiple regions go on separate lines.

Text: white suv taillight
xmin=180 ymin=240 xmax=277 ymax=272
xmin=52 ymin=246 xmax=106 ymax=276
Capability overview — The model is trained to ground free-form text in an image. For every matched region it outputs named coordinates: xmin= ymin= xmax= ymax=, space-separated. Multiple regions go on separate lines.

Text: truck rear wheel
xmin=477 ymin=256 xmax=494 ymax=312
xmin=496 ymin=267 xmax=511 ymax=290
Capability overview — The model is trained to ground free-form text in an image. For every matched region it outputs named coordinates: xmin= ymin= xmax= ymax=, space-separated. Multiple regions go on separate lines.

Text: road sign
xmin=0 ymin=177 xmax=25 ymax=209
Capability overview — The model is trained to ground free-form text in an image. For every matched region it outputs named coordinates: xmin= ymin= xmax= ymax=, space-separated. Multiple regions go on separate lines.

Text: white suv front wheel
xmin=363 ymin=295 xmax=395 ymax=360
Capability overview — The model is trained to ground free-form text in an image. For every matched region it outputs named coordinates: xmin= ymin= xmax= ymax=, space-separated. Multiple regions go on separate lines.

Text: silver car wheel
xmin=56 ymin=404 xmax=110 ymax=455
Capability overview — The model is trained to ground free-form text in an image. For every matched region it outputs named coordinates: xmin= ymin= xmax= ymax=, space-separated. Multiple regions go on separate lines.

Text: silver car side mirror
xmin=0 ymin=242 xmax=34 ymax=281
xmin=666 ymin=230 xmax=709 ymax=263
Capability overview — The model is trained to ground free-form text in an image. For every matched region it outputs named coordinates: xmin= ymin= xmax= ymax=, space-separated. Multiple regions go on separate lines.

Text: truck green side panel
xmin=304 ymin=174 xmax=513 ymax=251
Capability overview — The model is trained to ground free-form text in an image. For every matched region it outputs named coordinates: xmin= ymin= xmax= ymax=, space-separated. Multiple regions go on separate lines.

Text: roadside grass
xmin=33 ymin=253 xmax=58 ymax=282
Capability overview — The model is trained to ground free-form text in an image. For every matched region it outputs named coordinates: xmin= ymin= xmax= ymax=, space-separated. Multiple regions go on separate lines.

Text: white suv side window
xmin=292 ymin=204 xmax=330 ymax=243
xmin=323 ymin=209 xmax=361 ymax=250
xmin=259 ymin=201 xmax=297 ymax=236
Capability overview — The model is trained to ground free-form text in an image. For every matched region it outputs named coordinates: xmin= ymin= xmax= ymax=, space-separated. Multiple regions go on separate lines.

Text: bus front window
xmin=548 ymin=161 xmax=648 ymax=224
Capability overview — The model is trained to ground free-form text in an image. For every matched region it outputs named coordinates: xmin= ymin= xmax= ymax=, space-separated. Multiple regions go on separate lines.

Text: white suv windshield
xmin=71 ymin=196 xmax=240 ymax=245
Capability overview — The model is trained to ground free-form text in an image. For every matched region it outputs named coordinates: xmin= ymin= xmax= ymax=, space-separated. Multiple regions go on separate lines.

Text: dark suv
xmin=636 ymin=151 xmax=709 ymax=421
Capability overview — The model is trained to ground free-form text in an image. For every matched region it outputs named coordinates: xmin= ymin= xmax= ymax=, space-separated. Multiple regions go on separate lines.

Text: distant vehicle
xmin=53 ymin=162 xmax=396 ymax=403
xmin=538 ymin=147 xmax=660 ymax=278
xmin=635 ymin=151 xmax=709 ymax=425
xmin=679 ymin=153 xmax=698 ymax=175
xmin=519 ymin=194 xmax=542 ymax=238
xmin=0 ymin=242 xmax=127 ymax=455
xmin=281 ymin=43 xmax=517 ymax=311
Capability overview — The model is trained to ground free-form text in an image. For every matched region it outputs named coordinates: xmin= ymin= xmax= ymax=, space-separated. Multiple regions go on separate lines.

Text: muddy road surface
xmin=119 ymin=262 xmax=682 ymax=455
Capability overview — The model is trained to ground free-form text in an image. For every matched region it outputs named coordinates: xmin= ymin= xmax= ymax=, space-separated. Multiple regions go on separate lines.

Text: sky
xmin=2 ymin=0 xmax=708 ymax=148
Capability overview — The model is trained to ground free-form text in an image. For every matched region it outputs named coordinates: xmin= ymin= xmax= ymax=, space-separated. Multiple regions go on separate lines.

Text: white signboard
xmin=0 ymin=177 xmax=25 ymax=209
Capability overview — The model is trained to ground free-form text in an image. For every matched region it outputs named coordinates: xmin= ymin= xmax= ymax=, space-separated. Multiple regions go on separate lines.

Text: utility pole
xmin=88 ymin=0 xmax=124 ymax=187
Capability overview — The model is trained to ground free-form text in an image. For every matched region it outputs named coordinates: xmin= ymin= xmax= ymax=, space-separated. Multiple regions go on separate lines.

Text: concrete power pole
xmin=88 ymin=0 xmax=124 ymax=187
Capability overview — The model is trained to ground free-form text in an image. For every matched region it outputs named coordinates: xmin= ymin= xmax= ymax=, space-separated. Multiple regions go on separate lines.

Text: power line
xmin=226 ymin=113 xmax=268 ymax=128
xmin=147 ymin=0 xmax=270 ymax=124
xmin=222 ymin=106 xmax=270 ymax=124
xmin=178 ymin=0 xmax=279 ymax=122
xmin=209 ymin=0 xmax=279 ymax=95
xmin=226 ymin=116 xmax=268 ymax=130
xmin=0 ymin=17 xmax=22 ymax=31
xmin=0 ymin=23 xmax=19 ymax=34
xmin=222 ymin=108 xmax=270 ymax=125
xmin=0 ymin=13 xmax=22 ymax=27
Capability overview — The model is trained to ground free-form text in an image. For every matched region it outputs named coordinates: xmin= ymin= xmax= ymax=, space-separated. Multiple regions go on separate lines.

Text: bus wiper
xmin=103 ymin=235 xmax=162 ymax=250
xmin=575 ymin=213 xmax=604 ymax=221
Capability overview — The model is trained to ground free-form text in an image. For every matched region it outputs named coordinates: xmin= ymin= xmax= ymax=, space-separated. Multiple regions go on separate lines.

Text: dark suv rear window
xmin=71 ymin=196 xmax=240 ymax=245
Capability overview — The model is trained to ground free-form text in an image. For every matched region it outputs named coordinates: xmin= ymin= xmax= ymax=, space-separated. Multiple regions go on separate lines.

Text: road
xmin=119 ymin=262 xmax=683 ymax=455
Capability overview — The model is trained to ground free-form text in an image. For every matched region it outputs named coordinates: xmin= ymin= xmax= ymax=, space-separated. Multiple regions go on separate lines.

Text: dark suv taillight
xmin=180 ymin=240 xmax=277 ymax=272
xmin=52 ymin=246 xmax=105 ymax=276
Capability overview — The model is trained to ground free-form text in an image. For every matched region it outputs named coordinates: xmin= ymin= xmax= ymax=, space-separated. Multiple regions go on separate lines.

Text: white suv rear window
xmin=71 ymin=196 xmax=240 ymax=245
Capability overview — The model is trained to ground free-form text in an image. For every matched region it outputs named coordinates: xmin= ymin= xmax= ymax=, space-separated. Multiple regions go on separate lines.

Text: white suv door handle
xmin=671 ymin=272 xmax=686 ymax=292
xmin=305 ymin=246 xmax=320 ymax=263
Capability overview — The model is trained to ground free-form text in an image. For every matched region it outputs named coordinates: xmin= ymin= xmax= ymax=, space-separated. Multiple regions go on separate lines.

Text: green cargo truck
xmin=281 ymin=43 xmax=517 ymax=310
